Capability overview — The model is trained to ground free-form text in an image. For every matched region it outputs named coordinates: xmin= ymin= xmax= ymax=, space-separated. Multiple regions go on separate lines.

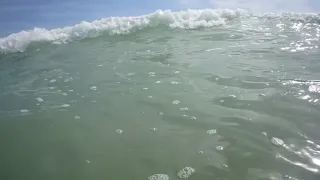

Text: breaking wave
xmin=0 ymin=8 xmax=319 ymax=54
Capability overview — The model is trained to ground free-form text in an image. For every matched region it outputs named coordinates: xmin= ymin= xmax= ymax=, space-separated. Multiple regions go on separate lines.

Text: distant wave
xmin=0 ymin=9 xmax=319 ymax=54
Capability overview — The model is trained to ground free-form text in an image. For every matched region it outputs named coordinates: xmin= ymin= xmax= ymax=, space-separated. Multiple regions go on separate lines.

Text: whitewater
xmin=1 ymin=8 xmax=320 ymax=180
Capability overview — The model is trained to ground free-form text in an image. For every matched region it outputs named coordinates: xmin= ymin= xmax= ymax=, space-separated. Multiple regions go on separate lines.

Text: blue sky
xmin=0 ymin=0 xmax=319 ymax=37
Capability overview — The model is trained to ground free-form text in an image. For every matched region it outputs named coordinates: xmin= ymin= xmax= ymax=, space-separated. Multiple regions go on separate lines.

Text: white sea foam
xmin=177 ymin=167 xmax=195 ymax=179
xmin=20 ymin=109 xmax=29 ymax=113
xmin=148 ymin=174 xmax=169 ymax=180
xmin=1 ymin=9 xmax=319 ymax=54
xmin=36 ymin=97 xmax=44 ymax=102
xmin=0 ymin=9 xmax=248 ymax=53
xmin=61 ymin=104 xmax=70 ymax=108
xmin=271 ymin=137 xmax=284 ymax=146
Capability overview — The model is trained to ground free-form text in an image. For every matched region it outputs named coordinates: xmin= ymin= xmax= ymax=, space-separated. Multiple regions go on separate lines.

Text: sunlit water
xmin=0 ymin=9 xmax=320 ymax=180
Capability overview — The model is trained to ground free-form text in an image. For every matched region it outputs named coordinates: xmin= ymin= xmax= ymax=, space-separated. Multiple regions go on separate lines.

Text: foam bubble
xmin=216 ymin=146 xmax=224 ymax=151
xmin=155 ymin=81 xmax=161 ymax=84
xmin=171 ymin=81 xmax=179 ymax=85
xmin=190 ymin=116 xmax=197 ymax=120
xmin=49 ymin=79 xmax=57 ymax=83
xmin=61 ymin=104 xmax=70 ymax=107
xmin=20 ymin=109 xmax=29 ymax=113
xmin=36 ymin=97 xmax=44 ymax=102
xmin=271 ymin=137 xmax=284 ymax=146
xmin=309 ymin=85 xmax=320 ymax=93
xmin=74 ymin=116 xmax=81 ymax=119
xmin=172 ymin=100 xmax=180 ymax=105
xmin=229 ymin=94 xmax=237 ymax=98
xmin=116 ymin=129 xmax=123 ymax=134
xmin=90 ymin=86 xmax=97 ymax=91
xmin=177 ymin=167 xmax=195 ymax=179
xmin=301 ymin=95 xmax=311 ymax=100
xmin=262 ymin=132 xmax=268 ymax=136
xmin=148 ymin=174 xmax=169 ymax=180
xmin=148 ymin=72 xmax=156 ymax=76
xmin=179 ymin=107 xmax=189 ymax=111
xmin=206 ymin=129 xmax=217 ymax=135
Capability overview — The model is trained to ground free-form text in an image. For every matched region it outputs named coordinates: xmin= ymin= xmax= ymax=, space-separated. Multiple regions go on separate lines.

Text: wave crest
xmin=0 ymin=9 xmax=247 ymax=53
xmin=0 ymin=9 xmax=319 ymax=54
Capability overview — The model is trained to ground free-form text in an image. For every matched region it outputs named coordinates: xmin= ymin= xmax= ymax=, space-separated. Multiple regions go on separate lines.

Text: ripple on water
xmin=155 ymin=81 xmax=161 ymax=84
xmin=177 ymin=167 xmax=195 ymax=179
xmin=74 ymin=116 xmax=80 ymax=119
xmin=20 ymin=109 xmax=29 ymax=113
xmin=148 ymin=174 xmax=169 ymax=180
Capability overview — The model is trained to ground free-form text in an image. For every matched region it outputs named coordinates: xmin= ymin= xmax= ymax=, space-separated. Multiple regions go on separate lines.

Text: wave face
xmin=0 ymin=8 xmax=319 ymax=54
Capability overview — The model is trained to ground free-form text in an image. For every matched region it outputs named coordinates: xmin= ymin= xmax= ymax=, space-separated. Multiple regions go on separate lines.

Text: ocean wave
xmin=0 ymin=8 xmax=249 ymax=54
xmin=0 ymin=8 xmax=319 ymax=54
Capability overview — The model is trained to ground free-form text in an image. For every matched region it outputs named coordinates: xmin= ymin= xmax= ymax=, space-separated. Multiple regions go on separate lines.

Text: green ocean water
xmin=0 ymin=9 xmax=320 ymax=180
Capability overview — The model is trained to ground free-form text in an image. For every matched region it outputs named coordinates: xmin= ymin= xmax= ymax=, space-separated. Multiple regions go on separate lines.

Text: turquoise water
xmin=0 ymin=9 xmax=320 ymax=180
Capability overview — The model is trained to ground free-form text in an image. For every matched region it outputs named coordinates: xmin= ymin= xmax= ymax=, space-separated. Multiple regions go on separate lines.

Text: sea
xmin=0 ymin=9 xmax=320 ymax=180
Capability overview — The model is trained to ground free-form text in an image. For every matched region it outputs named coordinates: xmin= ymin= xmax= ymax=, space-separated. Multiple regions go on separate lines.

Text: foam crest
xmin=0 ymin=9 xmax=245 ymax=53
xmin=1 ymin=9 xmax=319 ymax=54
